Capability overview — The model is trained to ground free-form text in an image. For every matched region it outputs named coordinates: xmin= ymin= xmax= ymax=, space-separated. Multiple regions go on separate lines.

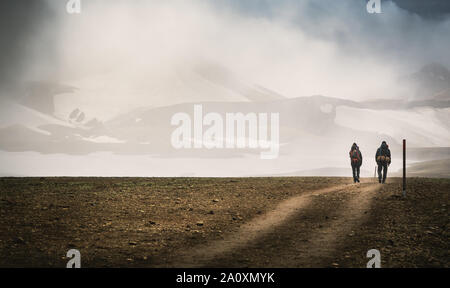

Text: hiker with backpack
xmin=349 ymin=143 xmax=363 ymax=183
xmin=375 ymin=141 xmax=391 ymax=183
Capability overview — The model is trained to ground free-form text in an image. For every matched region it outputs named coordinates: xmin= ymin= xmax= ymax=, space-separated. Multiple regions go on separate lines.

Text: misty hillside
xmin=393 ymin=158 xmax=450 ymax=178
xmin=0 ymin=63 xmax=449 ymax=177
xmin=50 ymin=62 xmax=286 ymax=121
xmin=401 ymin=62 xmax=450 ymax=101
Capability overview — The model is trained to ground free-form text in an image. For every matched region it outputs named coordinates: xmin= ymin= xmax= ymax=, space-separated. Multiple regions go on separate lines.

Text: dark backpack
xmin=377 ymin=148 xmax=390 ymax=164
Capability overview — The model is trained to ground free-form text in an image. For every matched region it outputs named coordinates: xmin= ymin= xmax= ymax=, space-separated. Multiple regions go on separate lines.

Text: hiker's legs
xmin=377 ymin=164 xmax=383 ymax=183
xmin=356 ymin=165 xmax=360 ymax=182
xmin=382 ymin=165 xmax=388 ymax=183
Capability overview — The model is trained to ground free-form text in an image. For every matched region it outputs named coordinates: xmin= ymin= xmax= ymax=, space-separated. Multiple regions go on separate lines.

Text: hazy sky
xmin=0 ymin=1 xmax=449 ymax=177
xmin=1 ymin=0 xmax=450 ymax=101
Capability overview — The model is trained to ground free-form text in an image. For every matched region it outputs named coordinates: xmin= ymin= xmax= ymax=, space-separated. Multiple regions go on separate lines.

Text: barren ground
xmin=0 ymin=177 xmax=448 ymax=268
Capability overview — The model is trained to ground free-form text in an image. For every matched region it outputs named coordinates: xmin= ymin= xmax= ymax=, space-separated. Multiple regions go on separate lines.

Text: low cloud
xmin=2 ymin=0 xmax=450 ymax=104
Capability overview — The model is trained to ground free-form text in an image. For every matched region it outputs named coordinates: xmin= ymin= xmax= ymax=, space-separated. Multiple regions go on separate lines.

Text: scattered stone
xmin=14 ymin=237 xmax=25 ymax=244
xmin=129 ymin=241 xmax=138 ymax=245
xmin=208 ymin=210 xmax=214 ymax=215
xmin=196 ymin=221 xmax=204 ymax=226
xmin=213 ymin=199 xmax=220 ymax=203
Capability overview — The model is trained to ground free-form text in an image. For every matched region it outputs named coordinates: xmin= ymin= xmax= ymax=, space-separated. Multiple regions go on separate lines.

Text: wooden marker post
xmin=403 ymin=139 xmax=406 ymax=197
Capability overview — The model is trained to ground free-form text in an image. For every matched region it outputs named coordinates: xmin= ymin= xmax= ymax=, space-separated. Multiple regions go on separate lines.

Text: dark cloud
xmin=391 ymin=0 xmax=450 ymax=18
xmin=215 ymin=0 xmax=450 ymax=20
xmin=220 ymin=0 xmax=450 ymax=68
xmin=0 ymin=0 xmax=56 ymax=94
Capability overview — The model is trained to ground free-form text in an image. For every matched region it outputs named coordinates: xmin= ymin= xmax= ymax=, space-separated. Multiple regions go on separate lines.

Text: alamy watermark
xmin=366 ymin=0 xmax=382 ymax=14
xmin=366 ymin=249 xmax=381 ymax=268
xmin=66 ymin=249 xmax=81 ymax=268
xmin=171 ymin=105 xmax=280 ymax=159
xmin=66 ymin=0 xmax=82 ymax=14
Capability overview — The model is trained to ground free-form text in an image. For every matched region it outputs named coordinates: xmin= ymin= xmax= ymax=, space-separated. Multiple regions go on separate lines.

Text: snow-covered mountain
xmin=0 ymin=63 xmax=449 ymax=177
xmin=52 ymin=62 xmax=286 ymax=122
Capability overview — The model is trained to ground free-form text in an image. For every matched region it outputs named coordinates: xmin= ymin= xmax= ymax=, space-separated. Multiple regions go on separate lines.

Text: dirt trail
xmin=171 ymin=183 xmax=380 ymax=267
xmin=267 ymin=183 xmax=381 ymax=267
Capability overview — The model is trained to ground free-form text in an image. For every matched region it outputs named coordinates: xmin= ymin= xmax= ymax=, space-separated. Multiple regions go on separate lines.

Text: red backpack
xmin=350 ymin=149 xmax=361 ymax=163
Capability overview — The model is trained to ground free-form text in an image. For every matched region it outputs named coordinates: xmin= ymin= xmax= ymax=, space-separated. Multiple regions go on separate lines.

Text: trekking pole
xmin=374 ymin=166 xmax=376 ymax=183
